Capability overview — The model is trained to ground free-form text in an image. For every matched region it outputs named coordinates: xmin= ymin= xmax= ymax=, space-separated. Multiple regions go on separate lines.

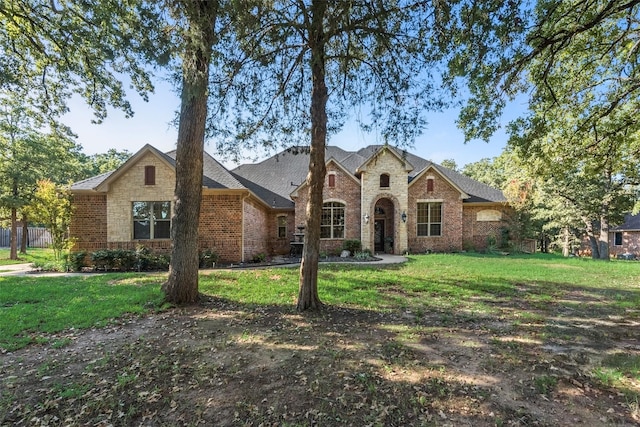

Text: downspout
xmin=241 ymin=193 xmax=248 ymax=263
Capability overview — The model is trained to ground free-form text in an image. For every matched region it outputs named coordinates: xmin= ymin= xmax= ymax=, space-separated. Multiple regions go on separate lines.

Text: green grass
xmin=200 ymin=252 xmax=640 ymax=315
xmin=0 ymin=273 xmax=166 ymax=350
xmin=2 ymin=253 xmax=639 ymax=352
xmin=0 ymin=248 xmax=57 ymax=266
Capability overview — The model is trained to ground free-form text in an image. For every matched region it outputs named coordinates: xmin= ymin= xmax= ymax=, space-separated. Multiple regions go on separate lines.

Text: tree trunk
xmin=583 ymin=217 xmax=600 ymax=259
xmin=562 ymin=226 xmax=569 ymax=257
xmin=598 ymin=214 xmax=610 ymax=261
xmin=163 ymin=1 xmax=218 ymax=304
xmin=297 ymin=0 xmax=328 ymax=312
xmin=20 ymin=213 xmax=28 ymax=254
xmin=9 ymin=207 xmax=18 ymax=260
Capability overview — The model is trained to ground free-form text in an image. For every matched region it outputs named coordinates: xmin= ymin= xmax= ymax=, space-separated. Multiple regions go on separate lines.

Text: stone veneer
xmin=106 ymin=152 xmax=175 ymax=243
xmin=360 ymin=149 xmax=409 ymax=254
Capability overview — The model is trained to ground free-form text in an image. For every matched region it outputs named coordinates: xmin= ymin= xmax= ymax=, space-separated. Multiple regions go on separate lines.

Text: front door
xmin=374 ymin=220 xmax=385 ymax=252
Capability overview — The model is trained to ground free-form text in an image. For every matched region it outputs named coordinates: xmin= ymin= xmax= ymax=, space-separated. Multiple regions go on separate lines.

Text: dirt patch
xmin=1 ymin=294 xmax=639 ymax=426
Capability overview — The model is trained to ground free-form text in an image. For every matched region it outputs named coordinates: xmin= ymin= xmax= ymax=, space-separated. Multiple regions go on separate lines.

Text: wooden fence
xmin=0 ymin=227 xmax=52 ymax=248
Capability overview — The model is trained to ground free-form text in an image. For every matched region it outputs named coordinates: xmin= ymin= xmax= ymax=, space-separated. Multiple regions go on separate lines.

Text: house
xmin=70 ymin=144 xmax=510 ymax=262
xmin=609 ymin=213 xmax=640 ymax=258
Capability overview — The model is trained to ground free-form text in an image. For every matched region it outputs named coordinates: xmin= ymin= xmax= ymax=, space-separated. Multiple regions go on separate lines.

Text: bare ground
xmin=1 ymin=290 xmax=639 ymax=426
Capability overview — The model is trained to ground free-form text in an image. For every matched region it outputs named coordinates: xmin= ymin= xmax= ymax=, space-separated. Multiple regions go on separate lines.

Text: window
xmin=426 ymin=178 xmax=434 ymax=192
xmin=144 ymin=166 xmax=156 ymax=185
xmin=614 ymin=232 xmax=623 ymax=246
xmin=417 ymin=202 xmax=442 ymax=236
xmin=277 ymin=216 xmax=287 ymax=238
xmin=380 ymin=173 xmax=390 ymax=188
xmin=328 ymin=173 xmax=336 ymax=188
xmin=320 ymin=202 xmax=345 ymax=239
xmin=133 ymin=201 xmax=171 ymax=239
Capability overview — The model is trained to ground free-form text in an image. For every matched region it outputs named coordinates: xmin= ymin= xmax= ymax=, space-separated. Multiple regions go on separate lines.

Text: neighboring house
xmin=609 ymin=213 xmax=640 ymax=257
xmin=70 ymin=144 xmax=509 ymax=263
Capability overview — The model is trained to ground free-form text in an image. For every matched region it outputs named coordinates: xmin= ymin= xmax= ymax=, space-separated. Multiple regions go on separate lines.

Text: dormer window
xmin=380 ymin=173 xmax=390 ymax=188
xmin=144 ymin=166 xmax=156 ymax=185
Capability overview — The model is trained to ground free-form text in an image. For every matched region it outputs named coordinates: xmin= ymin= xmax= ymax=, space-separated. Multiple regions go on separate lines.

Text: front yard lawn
xmin=1 ymin=253 xmax=638 ymax=425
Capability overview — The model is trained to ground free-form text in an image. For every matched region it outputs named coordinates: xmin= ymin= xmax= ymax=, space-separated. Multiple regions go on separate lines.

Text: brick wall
xmin=462 ymin=205 xmax=511 ymax=250
xmin=243 ymin=197 xmax=269 ymax=260
xmin=293 ymin=162 xmax=361 ymax=254
xmin=199 ymin=193 xmax=244 ymax=262
xmin=269 ymin=212 xmax=296 ymax=256
xmin=408 ymin=171 xmax=463 ymax=253
xmin=609 ymin=231 xmax=640 ymax=257
xmin=70 ymin=194 xmax=107 ymax=252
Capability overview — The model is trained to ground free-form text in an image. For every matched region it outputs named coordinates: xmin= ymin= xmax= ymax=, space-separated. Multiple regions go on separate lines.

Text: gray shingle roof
xmin=612 ymin=213 xmax=640 ymax=231
xmin=70 ymin=170 xmax=115 ymax=191
xmin=165 ymin=150 xmax=246 ymax=190
xmin=72 ymin=143 xmax=506 ymax=208
xmin=232 ymin=144 xmax=506 ymax=203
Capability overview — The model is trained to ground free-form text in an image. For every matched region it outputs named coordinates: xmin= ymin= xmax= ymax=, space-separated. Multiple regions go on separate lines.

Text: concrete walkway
xmin=0 ymin=254 xmax=408 ymax=277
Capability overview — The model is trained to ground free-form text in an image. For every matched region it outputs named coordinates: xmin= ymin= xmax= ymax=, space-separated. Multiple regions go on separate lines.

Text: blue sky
xmin=63 ymin=78 xmax=524 ymax=170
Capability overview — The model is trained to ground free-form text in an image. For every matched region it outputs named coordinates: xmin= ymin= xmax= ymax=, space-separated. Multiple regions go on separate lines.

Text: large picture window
xmin=321 ymin=202 xmax=345 ymax=239
xmin=417 ymin=202 xmax=442 ymax=237
xmin=133 ymin=201 xmax=171 ymax=239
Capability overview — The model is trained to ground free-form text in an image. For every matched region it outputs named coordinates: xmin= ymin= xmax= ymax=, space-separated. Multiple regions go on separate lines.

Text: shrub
xmin=67 ymin=251 xmax=87 ymax=272
xmin=252 ymin=252 xmax=267 ymax=263
xmin=90 ymin=248 xmax=170 ymax=271
xmin=199 ymin=249 xmax=219 ymax=268
xmin=342 ymin=239 xmax=362 ymax=254
xmin=91 ymin=250 xmax=115 ymax=271
xmin=354 ymin=250 xmax=372 ymax=260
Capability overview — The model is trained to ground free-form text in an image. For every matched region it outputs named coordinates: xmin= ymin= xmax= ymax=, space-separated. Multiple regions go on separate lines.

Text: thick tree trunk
xmin=20 ymin=213 xmax=28 ymax=254
xmin=583 ymin=217 xmax=600 ymax=259
xmin=163 ymin=1 xmax=218 ymax=304
xmin=297 ymin=0 xmax=328 ymax=312
xmin=9 ymin=207 xmax=17 ymax=260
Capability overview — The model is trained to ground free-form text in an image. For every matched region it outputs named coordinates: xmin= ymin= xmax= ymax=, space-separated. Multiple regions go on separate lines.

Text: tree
xmin=80 ymin=149 xmax=133 ymax=178
xmin=442 ymin=1 xmax=640 ymax=143
xmin=0 ymin=91 xmax=82 ymax=259
xmin=27 ymin=180 xmax=73 ymax=261
xmin=161 ymin=1 xmax=220 ymax=304
xmin=0 ymin=1 xmax=164 ymax=123
xmin=215 ymin=1 xmax=458 ymax=311
xmin=440 ymin=159 xmax=459 ymax=171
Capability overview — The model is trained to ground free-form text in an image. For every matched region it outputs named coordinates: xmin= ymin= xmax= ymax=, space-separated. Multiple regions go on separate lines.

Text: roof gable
xmin=290 ymin=157 xmax=360 ymax=198
xmin=94 ymin=144 xmax=175 ymax=192
xmin=409 ymin=164 xmax=470 ymax=199
xmin=355 ymin=145 xmax=414 ymax=174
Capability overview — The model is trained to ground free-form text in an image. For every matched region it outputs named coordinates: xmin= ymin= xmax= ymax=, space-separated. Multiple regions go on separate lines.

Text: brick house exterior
xmin=578 ymin=213 xmax=640 ymax=258
xmin=70 ymin=144 xmax=509 ymax=263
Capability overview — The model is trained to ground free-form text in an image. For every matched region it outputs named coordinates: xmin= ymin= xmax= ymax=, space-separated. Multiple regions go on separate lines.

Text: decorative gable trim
xmin=355 ymin=145 xmax=414 ymax=174
xmin=95 ymin=144 xmax=175 ymax=192
xmin=409 ymin=165 xmax=470 ymax=200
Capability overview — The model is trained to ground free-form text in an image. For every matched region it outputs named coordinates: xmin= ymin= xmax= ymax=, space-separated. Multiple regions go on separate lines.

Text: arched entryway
xmin=373 ymin=198 xmax=395 ymax=253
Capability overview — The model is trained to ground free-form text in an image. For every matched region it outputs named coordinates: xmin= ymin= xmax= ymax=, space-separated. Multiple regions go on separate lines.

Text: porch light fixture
xmin=401 ymin=211 xmax=407 ymax=223
xmin=364 ymin=214 xmax=370 ymax=224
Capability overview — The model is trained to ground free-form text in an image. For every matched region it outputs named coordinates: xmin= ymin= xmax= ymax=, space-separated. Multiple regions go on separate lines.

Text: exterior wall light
xmin=364 ymin=214 xmax=370 ymax=224
xmin=401 ymin=211 xmax=407 ymax=223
